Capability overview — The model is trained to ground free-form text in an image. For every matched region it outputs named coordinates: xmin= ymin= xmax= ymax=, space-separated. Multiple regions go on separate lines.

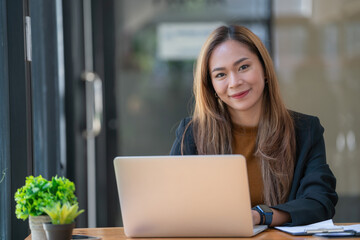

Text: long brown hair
xmin=182 ymin=25 xmax=296 ymax=206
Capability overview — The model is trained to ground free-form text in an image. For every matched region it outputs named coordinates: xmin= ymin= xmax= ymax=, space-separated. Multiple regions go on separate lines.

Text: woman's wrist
xmin=269 ymin=208 xmax=291 ymax=227
xmin=252 ymin=208 xmax=291 ymax=226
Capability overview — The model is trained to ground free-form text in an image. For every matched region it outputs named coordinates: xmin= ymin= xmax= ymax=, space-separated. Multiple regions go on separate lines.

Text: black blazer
xmin=170 ymin=111 xmax=338 ymax=226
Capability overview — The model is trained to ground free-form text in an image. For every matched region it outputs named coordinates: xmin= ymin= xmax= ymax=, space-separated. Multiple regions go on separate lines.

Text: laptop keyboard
xmin=253 ymin=225 xmax=268 ymax=235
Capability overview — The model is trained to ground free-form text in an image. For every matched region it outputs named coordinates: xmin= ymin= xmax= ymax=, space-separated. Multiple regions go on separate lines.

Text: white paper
xmin=275 ymin=219 xmax=343 ymax=234
xmin=343 ymin=224 xmax=360 ymax=232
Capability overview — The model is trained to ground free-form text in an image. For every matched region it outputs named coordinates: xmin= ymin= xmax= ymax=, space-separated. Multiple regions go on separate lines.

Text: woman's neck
xmin=229 ymin=107 xmax=262 ymax=127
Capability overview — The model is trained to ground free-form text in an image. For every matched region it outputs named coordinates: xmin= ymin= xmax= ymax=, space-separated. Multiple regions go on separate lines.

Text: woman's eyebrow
xmin=211 ymin=67 xmax=225 ymax=73
xmin=211 ymin=57 xmax=249 ymax=73
xmin=233 ymin=57 xmax=249 ymax=66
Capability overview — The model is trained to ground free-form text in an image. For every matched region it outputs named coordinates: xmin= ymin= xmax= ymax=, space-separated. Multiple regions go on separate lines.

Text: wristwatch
xmin=252 ymin=204 xmax=273 ymax=225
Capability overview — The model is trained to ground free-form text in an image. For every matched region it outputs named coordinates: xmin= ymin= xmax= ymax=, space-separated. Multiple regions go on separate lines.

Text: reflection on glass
xmin=274 ymin=0 xmax=360 ymax=209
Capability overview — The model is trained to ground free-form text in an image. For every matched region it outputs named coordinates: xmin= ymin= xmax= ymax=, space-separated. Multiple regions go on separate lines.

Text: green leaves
xmin=42 ymin=202 xmax=84 ymax=224
xmin=14 ymin=175 xmax=79 ymax=220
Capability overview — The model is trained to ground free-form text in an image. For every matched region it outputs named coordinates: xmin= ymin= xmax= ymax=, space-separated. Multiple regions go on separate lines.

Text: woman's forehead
xmin=209 ymin=40 xmax=256 ymax=69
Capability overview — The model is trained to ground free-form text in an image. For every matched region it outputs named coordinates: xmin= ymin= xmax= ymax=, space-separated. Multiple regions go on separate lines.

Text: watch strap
xmin=253 ymin=205 xmax=273 ymax=225
xmin=263 ymin=211 xmax=272 ymax=225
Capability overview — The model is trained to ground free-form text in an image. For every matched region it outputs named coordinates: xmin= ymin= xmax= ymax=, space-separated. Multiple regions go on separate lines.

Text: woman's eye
xmin=215 ymin=73 xmax=225 ymax=78
xmin=239 ymin=65 xmax=249 ymax=71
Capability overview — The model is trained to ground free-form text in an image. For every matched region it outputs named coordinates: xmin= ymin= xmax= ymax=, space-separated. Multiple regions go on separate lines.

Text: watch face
xmin=259 ymin=204 xmax=273 ymax=213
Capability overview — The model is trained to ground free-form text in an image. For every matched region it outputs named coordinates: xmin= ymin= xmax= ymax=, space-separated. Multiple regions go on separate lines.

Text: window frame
xmin=0 ymin=0 xmax=32 ymax=238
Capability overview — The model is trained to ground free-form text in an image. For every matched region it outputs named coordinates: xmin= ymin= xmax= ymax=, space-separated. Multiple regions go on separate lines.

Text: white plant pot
xmin=29 ymin=215 xmax=51 ymax=240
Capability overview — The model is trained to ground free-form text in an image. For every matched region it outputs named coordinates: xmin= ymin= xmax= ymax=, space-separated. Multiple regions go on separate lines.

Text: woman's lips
xmin=230 ymin=89 xmax=250 ymax=99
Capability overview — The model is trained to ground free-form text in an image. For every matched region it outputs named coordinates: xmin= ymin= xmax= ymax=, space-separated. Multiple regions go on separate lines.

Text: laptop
xmin=113 ymin=155 xmax=268 ymax=237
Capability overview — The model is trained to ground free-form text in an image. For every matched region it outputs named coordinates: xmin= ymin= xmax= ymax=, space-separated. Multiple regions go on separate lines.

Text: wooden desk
xmin=26 ymin=227 xmax=360 ymax=240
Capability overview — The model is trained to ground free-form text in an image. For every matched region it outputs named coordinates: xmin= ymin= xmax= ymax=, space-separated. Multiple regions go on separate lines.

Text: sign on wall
xmin=157 ymin=22 xmax=223 ymax=60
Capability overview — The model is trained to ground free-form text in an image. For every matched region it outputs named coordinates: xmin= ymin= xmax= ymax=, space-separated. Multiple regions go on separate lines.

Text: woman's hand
xmin=252 ymin=209 xmax=261 ymax=225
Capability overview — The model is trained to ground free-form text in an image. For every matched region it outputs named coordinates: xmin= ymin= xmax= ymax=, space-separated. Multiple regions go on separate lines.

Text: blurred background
xmin=1 ymin=0 xmax=359 ymax=239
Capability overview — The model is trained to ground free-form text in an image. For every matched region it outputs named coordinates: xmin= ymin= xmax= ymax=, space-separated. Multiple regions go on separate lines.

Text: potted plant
xmin=14 ymin=175 xmax=78 ymax=240
xmin=42 ymin=201 xmax=84 ymax=240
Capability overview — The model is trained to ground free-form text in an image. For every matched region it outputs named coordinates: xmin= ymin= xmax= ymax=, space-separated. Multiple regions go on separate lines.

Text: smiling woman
xmin=170 ymin=25 xmax=338 ymax=228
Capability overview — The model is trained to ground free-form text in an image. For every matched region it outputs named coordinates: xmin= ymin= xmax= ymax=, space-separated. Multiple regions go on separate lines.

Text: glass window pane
xmin=274 ymin=0 xmax=360 ymax=222
xmin=115 ymin=0 xmax=271 ymax=156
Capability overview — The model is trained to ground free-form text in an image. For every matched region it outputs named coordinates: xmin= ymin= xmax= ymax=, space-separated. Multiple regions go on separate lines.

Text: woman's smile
xmin=229 ymin=89 xmax=251 ymax=99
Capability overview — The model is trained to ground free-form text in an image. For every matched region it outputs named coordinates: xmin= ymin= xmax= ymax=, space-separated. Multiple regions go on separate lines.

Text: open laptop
xmin=113 ymin=155 xmax=268 ymax=237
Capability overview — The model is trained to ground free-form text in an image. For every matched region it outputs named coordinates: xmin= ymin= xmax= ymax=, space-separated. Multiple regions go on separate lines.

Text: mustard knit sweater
xmin=232 ymin=124 xmax=264 ymax=207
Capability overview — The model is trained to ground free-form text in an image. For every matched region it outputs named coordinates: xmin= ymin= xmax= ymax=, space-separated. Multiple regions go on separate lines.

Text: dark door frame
xmin=1 ymin=0 xmax=33 ymax=238
xmin=62 ymin=0 xmax=119 ymax=227
xmin=92 ymin=0 xmax=120 ymax=227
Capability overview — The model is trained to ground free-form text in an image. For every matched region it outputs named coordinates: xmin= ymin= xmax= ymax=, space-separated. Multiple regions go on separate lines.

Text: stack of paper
xmin=275 ymin=219 xmax=360 ymax=236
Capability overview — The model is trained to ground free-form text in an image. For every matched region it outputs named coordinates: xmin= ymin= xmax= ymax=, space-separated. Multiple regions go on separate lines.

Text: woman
xmin=170 ymin=25 xmax=338 ymax=227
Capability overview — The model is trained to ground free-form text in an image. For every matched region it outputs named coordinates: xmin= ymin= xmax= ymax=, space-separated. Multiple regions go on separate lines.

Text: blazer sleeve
xmin=272 ymin=115 xmax=338 ymax=226
xmin=170 ymin=118 xmax=197 ymax=155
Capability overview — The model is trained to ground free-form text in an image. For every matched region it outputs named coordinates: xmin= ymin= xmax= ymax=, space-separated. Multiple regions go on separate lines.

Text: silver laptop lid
xmin=114 ymin=155 xmax=258 ymax=237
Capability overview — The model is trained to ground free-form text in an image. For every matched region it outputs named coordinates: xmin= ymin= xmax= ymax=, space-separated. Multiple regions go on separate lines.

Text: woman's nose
xmin=228 ymin=72 xmax=243 ymax=88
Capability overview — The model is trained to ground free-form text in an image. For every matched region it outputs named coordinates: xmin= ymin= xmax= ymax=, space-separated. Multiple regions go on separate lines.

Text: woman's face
xmin=209 ymin=40 xmax=265 ymax=124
